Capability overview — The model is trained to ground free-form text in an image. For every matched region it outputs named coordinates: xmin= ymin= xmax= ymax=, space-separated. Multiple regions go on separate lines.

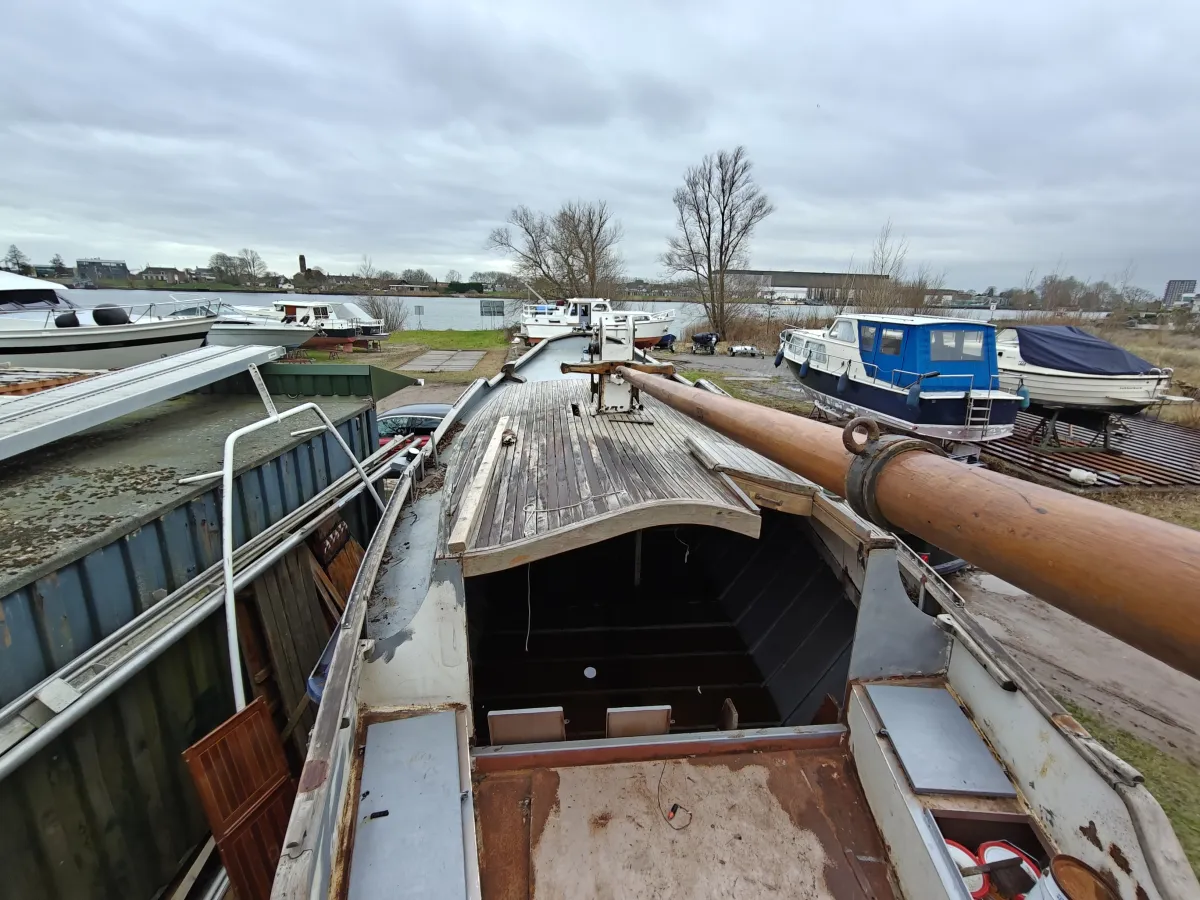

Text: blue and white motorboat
xmin=778 ymin=314 xmax=1025 ymax=442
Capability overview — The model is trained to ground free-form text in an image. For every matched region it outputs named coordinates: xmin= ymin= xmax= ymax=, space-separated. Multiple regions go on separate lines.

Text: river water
xmin=60 ymin=289 xmax=1102 ymax=332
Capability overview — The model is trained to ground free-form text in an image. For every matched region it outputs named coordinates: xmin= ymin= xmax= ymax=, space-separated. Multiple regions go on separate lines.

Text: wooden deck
xmin=474 ymin=746 xmax=898 ymax=900
xmin=443 ymin=378 xmax=815 ymax=572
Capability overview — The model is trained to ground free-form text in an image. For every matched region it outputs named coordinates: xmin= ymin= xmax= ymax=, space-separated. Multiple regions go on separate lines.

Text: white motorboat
xmin=169 ymin=304 xmax=316 ymax=349
xmin=779 ymin=314 xmax=1024 ymax=442
xmin=243 ymin=298 xmax=388 ymax=347
xmin=0 ymin=271 xmax=214 ymax=369
xmin=996 ymin=326 xmax=1171 ymax=415
xmin=520 ymin=298 xmax=676 ymax=348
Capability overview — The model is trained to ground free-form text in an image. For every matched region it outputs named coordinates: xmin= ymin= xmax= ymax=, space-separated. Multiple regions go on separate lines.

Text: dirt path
xmin=948 ymin=569 xmax=1200 ymax=764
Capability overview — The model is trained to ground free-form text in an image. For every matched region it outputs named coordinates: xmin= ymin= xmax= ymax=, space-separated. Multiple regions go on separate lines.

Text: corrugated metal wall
xmin=0 ymin=409 xmax=377 ymax=707
xmin=0 ymin=407 xmax=379 ymax=900
xmin=0 ymin=613 xmax=234 ymax=900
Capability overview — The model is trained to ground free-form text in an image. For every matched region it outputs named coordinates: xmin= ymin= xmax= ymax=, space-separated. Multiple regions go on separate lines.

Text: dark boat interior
xmin=465 ymin=510 xmax=857 ymax=742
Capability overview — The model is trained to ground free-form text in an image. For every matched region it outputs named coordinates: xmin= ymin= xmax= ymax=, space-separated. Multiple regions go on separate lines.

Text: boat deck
xmin=444 ymin=376 xmax=814 ymax=572
xmin=475 ymin=743 xmax=897 ymax=900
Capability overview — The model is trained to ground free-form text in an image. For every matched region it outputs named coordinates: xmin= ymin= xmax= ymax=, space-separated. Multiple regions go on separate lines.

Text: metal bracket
xmin=842 ymin=417 xmax=946 ymax=531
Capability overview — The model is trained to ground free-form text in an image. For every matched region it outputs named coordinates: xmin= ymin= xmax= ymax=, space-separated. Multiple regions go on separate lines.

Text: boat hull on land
xmin=0 ymin=316 xmax=214 ymax=369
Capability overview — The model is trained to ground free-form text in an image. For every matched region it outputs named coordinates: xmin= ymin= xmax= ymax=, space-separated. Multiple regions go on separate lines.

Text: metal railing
xmin=177 ymin=364 xmax=385 ymax=710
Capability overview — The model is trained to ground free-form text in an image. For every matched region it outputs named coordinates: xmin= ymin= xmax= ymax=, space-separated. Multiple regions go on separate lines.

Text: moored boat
xmin=779 ymin=313 xmax=1024 ymax=442
xmin=996 ymin=325 xmax=1171 ymax=417
xmin=169 ymin=303 xmax=317 ymax=348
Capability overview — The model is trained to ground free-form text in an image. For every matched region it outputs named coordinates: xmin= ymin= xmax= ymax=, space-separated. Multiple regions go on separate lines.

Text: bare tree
xmin=445 ymin=269 xmax=462 ymax=284
xmin=4 ymin=244 xmax=30 ymax=273
xmin=852 ymin=221 xmax=909 ymax=312
xmin=356 ymin=294 xmax=409 ymax=331
xmin=661 ymin=146 xmax=774 ymax=336
xmin=357 ymin=255 xmax=379 ymax=287
xmin=209 ymin=252 xmax=238 ymax=282
xmin=488 ymin=200 xmax=624 ymax=299
xmin=401 ymin=268 xmax=433 ymax=285
xmin=50 ymin=253 xmax=66 ymax=271
xmin=238 ymin=248 xmax=267 ymax=280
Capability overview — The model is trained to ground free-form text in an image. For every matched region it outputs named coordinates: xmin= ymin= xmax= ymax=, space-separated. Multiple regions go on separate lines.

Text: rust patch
xmin=1108 ymin=844 xmax=1131 ymax=875
xmin=1052 ymin=712 xmax=1091 ymax=737
xmin=1080 ymin=820 xmax=1103 ymax=850
xmin=528 ymin=768 xmax=560 ymax=851
xmin=475 ymin=771 xmax=533 ymax=900
xmin=298 ymin=759 xmax=329 ymax=792
xmin=589 ymin=810 xmax=613 ymax=832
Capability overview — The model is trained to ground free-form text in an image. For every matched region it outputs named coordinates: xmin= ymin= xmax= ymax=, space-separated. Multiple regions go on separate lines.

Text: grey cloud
xmin=0 ymin=0 xmax=1196 ymax=289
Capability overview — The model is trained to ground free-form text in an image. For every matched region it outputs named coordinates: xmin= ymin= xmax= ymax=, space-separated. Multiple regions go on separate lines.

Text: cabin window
xmin=829 ymin=319 xmax=855 ymax=342
xmin=929 ymin=329 xmax=984 ymax=361
xmin=879 ymin=328 xmax=904 ymax=356
xmin=314 ymin=307 xmax=329 ymax=318
xmin=859 ymin=325 xmax=877 ymax=352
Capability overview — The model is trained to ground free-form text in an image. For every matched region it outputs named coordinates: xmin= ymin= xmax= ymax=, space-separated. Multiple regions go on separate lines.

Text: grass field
xmin=1066 ymin=701 xmax=1200 ymax=875
xmin=387 ymin=329 xmax=508 ymax=350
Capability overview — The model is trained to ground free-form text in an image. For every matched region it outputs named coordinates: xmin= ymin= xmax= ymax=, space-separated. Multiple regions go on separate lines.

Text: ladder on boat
xmin=965 ymin=393 xmax=993 ymax=431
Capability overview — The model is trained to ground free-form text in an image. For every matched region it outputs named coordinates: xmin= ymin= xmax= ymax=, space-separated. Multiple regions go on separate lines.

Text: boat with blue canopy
xmin=778 ymin=314 xmax=1024 ymax=442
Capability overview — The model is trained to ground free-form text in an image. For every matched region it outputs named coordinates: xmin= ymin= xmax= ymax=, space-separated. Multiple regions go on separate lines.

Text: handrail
xmin=617 ymin=365 xmax=1200 ymax=679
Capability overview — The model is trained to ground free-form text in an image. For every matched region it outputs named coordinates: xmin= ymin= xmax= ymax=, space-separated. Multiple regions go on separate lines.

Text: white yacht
xmin=169 ymin=303 xmax=317 ymax=349
xmin=0 ymin=271 xmax=214 ymax=369
xmin=245 ymin=298 xmax=388 ymax=347
xmin=520 ymin=298 xmax=675 ymax=348
xmin=996 ymin=326 xmax=1171 ymax=415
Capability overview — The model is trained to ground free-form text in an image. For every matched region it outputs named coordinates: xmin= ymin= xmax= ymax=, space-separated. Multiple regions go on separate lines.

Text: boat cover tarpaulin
xmin=1013 ymin=326 xmax=1158 ymax=376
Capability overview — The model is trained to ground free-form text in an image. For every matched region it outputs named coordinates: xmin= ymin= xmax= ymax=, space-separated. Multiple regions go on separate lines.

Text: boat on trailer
xmin=244 ymin=298 xmax=389 ymax=347
xmin=779 ymin=314 xmax=1024 ymax=442
xmin=272 ymin=326 xmax=1197 ymax=900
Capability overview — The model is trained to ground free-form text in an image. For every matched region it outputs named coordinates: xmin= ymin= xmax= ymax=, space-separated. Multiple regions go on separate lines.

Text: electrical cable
xmin=525 ymin=562 xmax=532 ymax=652
xmin=656 ymin=762 xmax=693 ymax=831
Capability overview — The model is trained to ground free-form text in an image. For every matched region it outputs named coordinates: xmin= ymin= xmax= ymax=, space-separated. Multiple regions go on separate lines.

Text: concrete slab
xmin=403 ymin=350 xmax=487 ymax=373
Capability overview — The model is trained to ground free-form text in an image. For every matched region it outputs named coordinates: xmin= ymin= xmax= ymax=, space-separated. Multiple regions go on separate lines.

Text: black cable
xmin=656 ymin=762 xmax=693 ymax=830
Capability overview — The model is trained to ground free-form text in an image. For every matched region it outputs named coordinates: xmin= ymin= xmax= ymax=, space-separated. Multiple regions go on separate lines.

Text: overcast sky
xmin=1 ymin=0 xmax=1196 ymax=291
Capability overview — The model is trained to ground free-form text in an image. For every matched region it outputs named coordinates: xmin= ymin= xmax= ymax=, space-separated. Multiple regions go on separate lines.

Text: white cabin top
xmin=819 ymin=313 xmax=997 ymax=328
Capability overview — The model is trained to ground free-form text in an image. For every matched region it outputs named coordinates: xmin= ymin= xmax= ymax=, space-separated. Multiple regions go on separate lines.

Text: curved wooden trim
xmin=458 ymin=499 xmax=761 ymax=576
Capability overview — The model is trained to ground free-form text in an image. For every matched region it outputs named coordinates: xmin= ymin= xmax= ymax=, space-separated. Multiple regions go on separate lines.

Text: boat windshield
xmin=929 ymin=329 xmax=985 ymax=362
xmin=0 ymin=288 xmax=74 ymax=311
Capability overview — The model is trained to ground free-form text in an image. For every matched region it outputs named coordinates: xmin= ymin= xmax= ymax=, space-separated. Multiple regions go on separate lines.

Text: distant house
xmin=190 ymin=267 xmax=219 ymax=282
xmin=76 ymin=258 xmax=130 ymax=281
xmin=139 ymin=266 xmax=185 ymax=283
xmin=33 ymin=264 xmax=61 ymax=278
xmin=387 ymin=282 xmax=426 ymax=295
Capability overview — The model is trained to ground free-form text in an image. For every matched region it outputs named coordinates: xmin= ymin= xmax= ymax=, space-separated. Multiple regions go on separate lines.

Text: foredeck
xmin=475 ymin=743 xmax=897 ymax=900
xmin=443 ymin=376 xmax=815 ymax=572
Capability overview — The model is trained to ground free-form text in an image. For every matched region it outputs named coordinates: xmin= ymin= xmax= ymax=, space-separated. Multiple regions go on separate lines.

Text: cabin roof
xmin=0 ymin=393 xmax=371 ymax=596
xmin=833 ymin=313 xmax=995 ymax=328
xmin=442 ymin=377 xmax=816 ymax=573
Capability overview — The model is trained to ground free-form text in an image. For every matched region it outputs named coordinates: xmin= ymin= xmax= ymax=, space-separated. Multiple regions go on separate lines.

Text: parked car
xmin=377 ymin=402 xmax=452 ymax=448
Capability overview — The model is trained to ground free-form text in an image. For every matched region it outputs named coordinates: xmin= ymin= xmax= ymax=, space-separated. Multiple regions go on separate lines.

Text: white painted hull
xmin=0 ymin=316 xmax=214 ymax=370
xmin=522 ymin=321 xmax=585 ymax=343
xmin=207 ymin=322 xmax=317 ymax=349
xmin=997 ymin=365 xmax=1170 ymax=411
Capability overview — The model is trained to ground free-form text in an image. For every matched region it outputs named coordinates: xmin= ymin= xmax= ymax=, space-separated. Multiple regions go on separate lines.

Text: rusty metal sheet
xmin=184 ymin=697 xmax=296 ymax=900
xmin=986 ymin=411 xmax=1200 ymax=488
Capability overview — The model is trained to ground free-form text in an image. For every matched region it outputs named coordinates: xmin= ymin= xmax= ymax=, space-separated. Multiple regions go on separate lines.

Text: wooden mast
xmin=616 ymin=366 xmax=1200 ymax=679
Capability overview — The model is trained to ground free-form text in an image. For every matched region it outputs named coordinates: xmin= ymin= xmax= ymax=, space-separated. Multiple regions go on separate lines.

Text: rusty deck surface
xmin=985 ymin=410 xmax=1200 ymax=488
xmin=445 ymin=378 xmax=812 ymax=558
xmin=474 ymin=747 xmax=896 ymax=900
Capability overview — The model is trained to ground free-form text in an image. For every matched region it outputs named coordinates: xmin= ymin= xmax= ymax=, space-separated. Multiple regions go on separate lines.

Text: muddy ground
xmin=949 ymin=570 xmax=1200 ymax=764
